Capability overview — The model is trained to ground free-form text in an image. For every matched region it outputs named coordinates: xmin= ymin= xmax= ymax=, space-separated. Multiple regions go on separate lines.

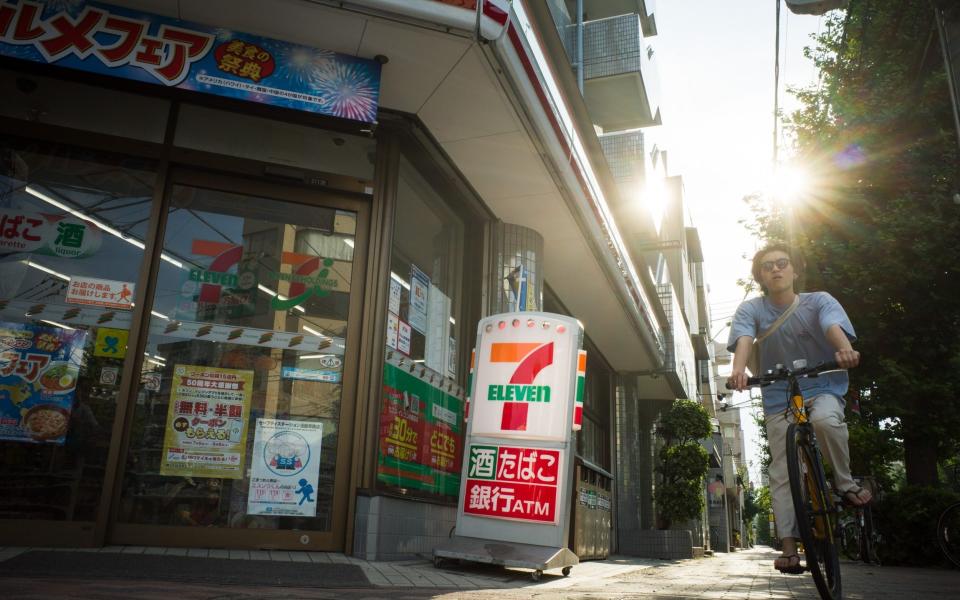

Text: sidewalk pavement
xmin=2 ymin=544 xmax=959 ymax=599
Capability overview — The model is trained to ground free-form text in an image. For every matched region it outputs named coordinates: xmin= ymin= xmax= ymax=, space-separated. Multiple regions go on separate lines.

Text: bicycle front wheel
xmin=939 ymin=501 xmax=960 ymax=568
xmin=787 ymin=423 xmax=842 ymax=600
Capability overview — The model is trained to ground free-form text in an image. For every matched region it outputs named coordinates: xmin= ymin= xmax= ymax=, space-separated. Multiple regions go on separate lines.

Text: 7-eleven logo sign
xmin=486 ymin=342 xmax=554 ymax=431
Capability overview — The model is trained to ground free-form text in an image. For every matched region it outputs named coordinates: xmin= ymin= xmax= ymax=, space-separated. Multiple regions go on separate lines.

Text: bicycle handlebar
xmin=725 ymin=360 xmax=840 ymax=390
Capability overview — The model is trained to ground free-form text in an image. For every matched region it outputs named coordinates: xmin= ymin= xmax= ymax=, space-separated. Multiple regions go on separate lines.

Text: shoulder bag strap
xmin=756 ymin=294 xmax=800 ymax=343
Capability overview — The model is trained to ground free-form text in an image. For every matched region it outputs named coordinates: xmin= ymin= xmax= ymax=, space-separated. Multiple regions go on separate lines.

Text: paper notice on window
xmin=247 ymin=418 xmax=324 ymax=517
xmin=386 ymin=312 xmax=399 ymax=349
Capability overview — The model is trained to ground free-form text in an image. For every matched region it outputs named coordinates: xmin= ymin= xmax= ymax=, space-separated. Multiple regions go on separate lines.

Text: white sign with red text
xmin=66 ymin=277 xmax=135 ymax=310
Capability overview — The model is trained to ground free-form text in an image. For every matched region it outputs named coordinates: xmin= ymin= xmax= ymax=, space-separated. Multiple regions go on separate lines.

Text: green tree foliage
xmin=654 ymin=400 xmax=711 ymax=529
xmin=748 ymin=0 xmax=960 ymax=485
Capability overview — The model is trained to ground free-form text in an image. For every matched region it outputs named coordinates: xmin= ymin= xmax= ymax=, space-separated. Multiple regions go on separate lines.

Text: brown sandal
xmin=775 ymin=553 xmax=803 ymax=574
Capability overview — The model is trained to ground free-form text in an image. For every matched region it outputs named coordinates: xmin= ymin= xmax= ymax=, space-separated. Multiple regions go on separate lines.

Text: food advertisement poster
xmin=247 ymin=419 xmax=324 ymax=517
xmin=0 ymin=0 xmax=381 ymax=123
xmin=160 ymin=364 xmax=253 ymax=479
xmin=376 ymin=361 xmax=464 ymax=497
xmin=0 ymin=322 xmax=87 ymax=445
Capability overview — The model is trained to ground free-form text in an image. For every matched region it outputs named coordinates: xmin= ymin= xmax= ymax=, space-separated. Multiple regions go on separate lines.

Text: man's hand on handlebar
xmin=835 ymin=348 xmax=860 ymax=369
xmin=727 ymin=369 xmax=749 ymax=392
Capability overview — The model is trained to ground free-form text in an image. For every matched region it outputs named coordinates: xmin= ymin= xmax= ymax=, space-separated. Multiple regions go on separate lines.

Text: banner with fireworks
xmin=0 ymin=0 xmax=381 ymax=123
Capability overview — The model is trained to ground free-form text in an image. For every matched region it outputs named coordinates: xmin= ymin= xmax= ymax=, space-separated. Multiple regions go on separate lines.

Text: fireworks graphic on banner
xmin=313 ymin=61 xmax=379 ymax=122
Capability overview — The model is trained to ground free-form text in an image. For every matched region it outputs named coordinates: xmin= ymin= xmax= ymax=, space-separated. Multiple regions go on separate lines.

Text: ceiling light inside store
xmin=390 ymin=272 xmax=410 ymax=290
xmin=24 ymin=259 xmax=70 ymax=281
xmin=40 ymin=319 xmax=74 ymax=330
xmin=343 ymin=238 xmax=354 ymax=248
xmin=25 ymin=185 xmax=183 ymax=268
xmin=302 ymin=325 xmax=322 ymax=336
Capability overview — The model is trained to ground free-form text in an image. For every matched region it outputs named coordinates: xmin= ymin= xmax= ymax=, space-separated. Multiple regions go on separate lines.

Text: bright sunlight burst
xmin=764 ymin=163 xmax=811 ymax=205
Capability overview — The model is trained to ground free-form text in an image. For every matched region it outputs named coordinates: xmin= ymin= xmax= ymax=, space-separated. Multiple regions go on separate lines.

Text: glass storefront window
xmin=376 ymin=153 xmax=467 ymax=499
xmin=0 ymin=68 xmax=170 ymax=142
xmin=174 ymin=104 xmax=375 ymax=180
xmin=118 ymin=180 xmax=358 ymax=533
xmin=0 ymin=142 xmax=156 ymax=521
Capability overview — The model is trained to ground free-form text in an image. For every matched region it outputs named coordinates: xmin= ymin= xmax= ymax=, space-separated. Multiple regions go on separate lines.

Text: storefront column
xmin=486 ymin=222 xmax=544 ymax=314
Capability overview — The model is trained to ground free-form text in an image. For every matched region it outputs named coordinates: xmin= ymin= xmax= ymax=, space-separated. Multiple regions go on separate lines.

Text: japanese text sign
xmin=160 ymin=363 xmax=252 ymax=479
xmin=0 ymin=209 xmax=102 ymax=257
xmin=0 ymin=0 xmax=381 ymax=122
xmin=0 ymin=321 xmax=87 ymax=445
xmin=67 ymin=277 xmax=134 ymax=310
xmin=469 ymin=313 xmax=581 ymax=441
xmin=376 ymin=360 xmax=464 ymax=497
xmin=463 ymin=444 xmax=563 ymax=523
xmin=247 ymin=418 xmax=323 ymax=517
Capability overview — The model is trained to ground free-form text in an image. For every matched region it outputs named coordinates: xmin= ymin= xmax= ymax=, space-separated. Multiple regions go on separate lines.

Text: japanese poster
xmin=388 ymin=278 xmax=402 ymax=315
xmin=408 ymin=265 xmax=430 ymax=334
xmin=397 ymin=319 xmax=412 ymax=355
xmin=463 ymin=445 xmax=563 ymax=523
xmin=386 ymin=312 xmax=399 ymax=350
xmin=376 ymin=361 xmax=464 ymax=497
xmin=0 ymin=321 xmax=87 ymax=445
xmin=0 ymin=210 xmax=102 ymax=258
xmin=160 ymin=364 xmax=253 ymax=479
xmin=0 ymin=0 xmax=381 ymax=123
xmin=247 ymin=419 xmax=324 ymax=517
xmin=424 ymin=286 xmax=451 ymax=376
xmin=93 ymin=327 xmax=128 ymax=359
xmin=66 ymin=277 xmax=134 ymax=310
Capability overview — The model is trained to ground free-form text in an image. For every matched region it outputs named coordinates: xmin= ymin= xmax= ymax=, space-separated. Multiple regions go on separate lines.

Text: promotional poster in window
xmin=0 ymin=321 xmax=87 ymax=445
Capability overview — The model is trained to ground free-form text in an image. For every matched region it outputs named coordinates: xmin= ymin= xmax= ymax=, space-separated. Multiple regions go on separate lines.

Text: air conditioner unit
xmin=785 ymin=0 xmax=848 ymax=15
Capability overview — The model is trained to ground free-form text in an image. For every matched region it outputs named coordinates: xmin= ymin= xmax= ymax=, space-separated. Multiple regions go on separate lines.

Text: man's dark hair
xmin=751 ymin=242 xmax=806 ymax=294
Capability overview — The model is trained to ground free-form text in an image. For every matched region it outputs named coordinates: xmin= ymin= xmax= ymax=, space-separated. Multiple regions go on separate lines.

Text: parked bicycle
xmin=729 ymin=360 xmax=844 ymax=600
xmin=939 ymin=500 xmax=960 ymax=568
xmin=838 ymin=477 xmax=880 ymax=565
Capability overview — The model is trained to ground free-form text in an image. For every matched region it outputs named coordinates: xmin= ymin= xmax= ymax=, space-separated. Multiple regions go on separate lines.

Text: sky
xmin=653 ymin=1 xmax=829 ymax=482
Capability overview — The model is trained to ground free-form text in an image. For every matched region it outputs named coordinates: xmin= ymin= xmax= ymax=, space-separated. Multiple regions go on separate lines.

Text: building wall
xmin=353 ymin=495 xmax=457 ymax=561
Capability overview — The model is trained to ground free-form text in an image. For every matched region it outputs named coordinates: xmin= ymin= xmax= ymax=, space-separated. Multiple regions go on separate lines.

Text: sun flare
xmin=765 ymin=164 xmax=811 ymax=205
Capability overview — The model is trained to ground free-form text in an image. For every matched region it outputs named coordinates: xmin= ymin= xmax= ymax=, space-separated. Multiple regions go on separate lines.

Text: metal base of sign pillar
xmin=433 ymin=535 xmax=579 ymax=581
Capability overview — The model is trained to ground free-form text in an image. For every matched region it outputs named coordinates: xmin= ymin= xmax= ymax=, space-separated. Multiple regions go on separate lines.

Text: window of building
xmin=0 ymin=141 xmax=156 ymax=521
xmin=376 ymin=147 xmax=468 ymax=500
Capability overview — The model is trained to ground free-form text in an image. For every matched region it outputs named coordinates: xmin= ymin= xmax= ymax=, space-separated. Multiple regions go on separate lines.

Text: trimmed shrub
xmin=872 ymin=485 xmax=960 ymax=567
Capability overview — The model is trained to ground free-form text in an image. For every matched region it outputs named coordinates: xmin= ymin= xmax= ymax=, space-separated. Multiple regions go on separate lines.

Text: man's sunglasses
xmin=760 ymin=258 xmax=791 ymax=272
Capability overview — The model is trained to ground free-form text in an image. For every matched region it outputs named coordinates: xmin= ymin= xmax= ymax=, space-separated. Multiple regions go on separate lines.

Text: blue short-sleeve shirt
xmin=726 ymin=292 xmax=856 ymax=414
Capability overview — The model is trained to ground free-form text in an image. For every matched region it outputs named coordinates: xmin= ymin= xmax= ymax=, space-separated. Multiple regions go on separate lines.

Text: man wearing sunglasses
xmin=725 ymin=243 xmax=868 ymax=573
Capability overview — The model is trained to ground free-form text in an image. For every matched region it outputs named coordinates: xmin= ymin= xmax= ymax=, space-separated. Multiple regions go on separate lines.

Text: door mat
xmin=0 ymin=551 xmax=370 ymax=588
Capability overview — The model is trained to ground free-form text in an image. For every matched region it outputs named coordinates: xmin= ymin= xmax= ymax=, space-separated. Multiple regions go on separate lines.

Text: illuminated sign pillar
xmin=434 ymin=312 xmax=584 ymax=579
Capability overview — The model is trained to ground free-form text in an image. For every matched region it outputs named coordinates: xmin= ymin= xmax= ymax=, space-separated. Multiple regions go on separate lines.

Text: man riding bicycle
xmin=726 ymin=243 xmax=870 ymax=573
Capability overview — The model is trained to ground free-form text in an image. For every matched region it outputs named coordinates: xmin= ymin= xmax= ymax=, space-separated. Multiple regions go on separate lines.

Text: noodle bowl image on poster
xmin=248 ymin=419 xmax=324 ymax=517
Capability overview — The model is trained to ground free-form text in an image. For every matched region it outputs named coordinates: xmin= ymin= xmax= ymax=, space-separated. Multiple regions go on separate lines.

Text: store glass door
xmin=112 ymin=169 xmax=367 ymax=551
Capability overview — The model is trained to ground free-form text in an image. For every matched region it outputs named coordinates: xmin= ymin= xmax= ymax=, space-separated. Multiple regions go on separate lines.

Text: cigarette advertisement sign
xmin=0 ymin=321 xmax=87 ymax=445
xmin=0 ymin=209 xmax=102 ymax=258
xmin=0 ymin=0 xmax=381 ymax=122
xmin=160 ymin=364 xmax=252 ymax=479
xmin=376 ymin=360 xmax=464 ymax=497
xmin=248 ymin=418 xmax=324 ymax=517
xmin=463 ymin=444 xmax=563 ymax=523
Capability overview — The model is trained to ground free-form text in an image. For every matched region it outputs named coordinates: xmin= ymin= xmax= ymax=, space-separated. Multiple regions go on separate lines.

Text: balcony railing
xmin=581 ymin=13 xmax=661 ymax=132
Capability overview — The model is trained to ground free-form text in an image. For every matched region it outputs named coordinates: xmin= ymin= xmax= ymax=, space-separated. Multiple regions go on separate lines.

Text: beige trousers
xmin=765 ymin=393 xmax=856 ymax=540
